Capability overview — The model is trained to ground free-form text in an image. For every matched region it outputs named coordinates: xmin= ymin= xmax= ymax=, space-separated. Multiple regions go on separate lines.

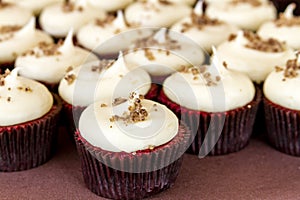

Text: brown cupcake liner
xmin=158 ymin=87 xmax=262 ymax=156
xmin=74 ymin=123 xmax=191 ymax=199
xmin=0 ymin=94 xmax=62 ymax=172
xmin=264 ymin=97 xmax=300 ymax=156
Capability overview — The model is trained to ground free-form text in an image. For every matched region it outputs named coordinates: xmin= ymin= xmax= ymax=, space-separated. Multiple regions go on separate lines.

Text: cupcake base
xmin=0 ymin=94 xmax=62 ymax=172
xmin=158 ymin=88 xmax=262 ymax=156
xmin=75 ymin=123 xmax=191 ymax=199
xmin=264 ymin=97 xmax=300 ymax=156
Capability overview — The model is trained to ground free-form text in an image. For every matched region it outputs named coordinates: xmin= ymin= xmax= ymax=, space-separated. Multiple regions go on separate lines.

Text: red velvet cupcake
xmin=58 ymin=54 xmax=159 ymax=139
xmin=263 ymin=56 xmax=300 ymax=156
xmin=158 ymin=49 xmax=261 ymax=156
xmin=75 ymin=93 xmax=191 ymax=199
xmin=0 ymin=69 xmax=62 ymax=172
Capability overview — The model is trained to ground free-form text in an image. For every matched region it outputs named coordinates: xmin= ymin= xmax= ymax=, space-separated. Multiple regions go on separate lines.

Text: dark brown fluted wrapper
xmin=264 ymin=98 xmax=300 ymax=156
xmin=74 ymin=124 xmax=190 ymax=200
xmin=0 ymin=94 xmax=62 ymax=172
xmin=61 ymin=84 xmax=160 ymax=139
xmin=158 ymin=88 xmax=262 ymax=156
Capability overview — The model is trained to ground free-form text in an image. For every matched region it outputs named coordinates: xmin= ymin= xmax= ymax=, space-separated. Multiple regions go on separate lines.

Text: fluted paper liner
xmin=264 ymin=97 xmax=300 ymax=156
xmin=0 ymin=94 xmax=62 ymax=172
xmin=158 ymin=87 xmax=262 ymax=156
xmin=75 ymin=124 xmax=190 ymax=199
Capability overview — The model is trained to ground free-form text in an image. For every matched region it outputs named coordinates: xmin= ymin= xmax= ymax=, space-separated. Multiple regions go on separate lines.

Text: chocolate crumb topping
xmin=23 ymin=41 xmax=62 ymax=57
xmin=243 ymin=31 xmax=285 ymax=52
xmin=112 ymin=97 xmax=127 ymax=106
xmin=64 ymin=73 xmax=76 ymax=85
xmin=0 ymin=69 xmax=10 ymax=86
xmin=184 ymin=65 xmax=221 ymax=86
xmin=62 ymin=0 xmax=83 ymax=12
xmin=181 ymin=13 xmax=222 ymax=33
xmin=228 ymin=34 xmax=237 ymax=42
xmin=230 ymin=0 xmax=261 ymax=7
xmin=66 ymin=66 xmax=73 ymax=73
xmin=144 ymin=48 xmax=155 ymax=61
xmin=100 ymin=103 xmax=107 ymax=107
xmin=280 ymin=58 xmax=300 ymax=79
xmin=7 ymin=96 xmax=11 ymax=102
xmin=95 ymin=15 xmax=116 ymax=27
xmin=158 ymin=0 xmax=172 ymax=5
xmin=275 ymin=14 xmax=300 ymax=27
xmin=0 ymin=25 xmax=21 ymax=34
xmin=91 ymin=60 xmax=115 ymax=73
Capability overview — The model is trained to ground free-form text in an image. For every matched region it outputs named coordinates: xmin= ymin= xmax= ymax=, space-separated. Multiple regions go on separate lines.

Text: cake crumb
xmin=64 ymin=73 xmax=76 ymax=85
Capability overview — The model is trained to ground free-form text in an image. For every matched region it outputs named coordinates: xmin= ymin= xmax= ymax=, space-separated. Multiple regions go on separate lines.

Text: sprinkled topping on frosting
xmin=91 ymin=59 xmax=115 ymax=73
xmin=64 ymin=73 xmax=76 ymax=85
xmin=230 ymin=0 xmax=261 ymax=7
xmin=275 ymin=56 xmax=300 ymax=79
xmin=0 ymin=69 xmax=10 ymax=86
xmin=62 ymin=0 xmax=83 ymax=12
xmin=95 ymin=15 xmax=116 ymax=27
xmin=23 ymin=41 xmax=63 ymax=57
xmin=0 ymin=25 xmax=21 ymax=34
xmin=110 ymin=92 xmax=148 ymax=124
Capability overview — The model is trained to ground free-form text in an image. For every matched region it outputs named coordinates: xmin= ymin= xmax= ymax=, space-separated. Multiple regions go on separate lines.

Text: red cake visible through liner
xmin=264 ymin=97 xmax=300 ymax=156
xmin=158 ymin=87 xmax=262 ymax=156
xmin=74 ymin=122 xmax=191 ymax=199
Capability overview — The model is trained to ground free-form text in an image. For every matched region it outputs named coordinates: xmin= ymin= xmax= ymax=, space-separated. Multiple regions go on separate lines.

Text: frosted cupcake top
xmin=0 ymin=18 xmax=53 ymax=64
xmin=171 ymin=1 xmax=239 ymax=52
xmin=39 ymin=0 xmax=106 ymax=37
xmin=15 ymin=30 xmax=98 ymax=84
xmin=216 ymin=31 xmax=295 ymax=84
xmin=264 ymin=55 xmax=300 ymax=110
xmin=88 ymin=0 xmax=133 ymax=12
xmin=79 ymin=92 xmax=178 ymax=153
xmin=163 ymin=47 xmax=255 ymax=112
xmin=58 ymin=53 xmax=151 ymax=106
xmin=124 ymin=28 xmax=205 ymax=76
xmin=0 ymin=69 xmax=53 ymax=126
xmin=4 ymin=0 xmax=63 ymax=15
xmin=258 ymin=4 xmax=300 ymax=49
xmin=206 ymin=0 xmax=277 ymax=31
xmin=0 ymin=2 xmax=32 ymax=26
xmin=125 ymin=0 xmax=191 ymax=28
xmin=167 ymin=0 xmax=196 ymax=5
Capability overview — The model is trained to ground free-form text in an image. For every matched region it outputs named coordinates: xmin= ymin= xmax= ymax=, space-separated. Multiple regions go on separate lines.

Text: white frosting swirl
xmin=124 ymin=28 xmax=205 ymax=76
xmin=167 ymin=0 xmax=196 ymax=6
xmin=216 ymin=31 xmax=296 ymax=84
xmin=58 ymin=54 xmax=151 ymax=106
xmin=0 ymin=2 xmax=33 ymax=26
xmin=163 ymin=48 xmax=255 ymax=112
xmin=0 ymin=18 xmax=53 ymax=64
xmin=4 ymin=0 xmax=63 ymax=15
xmin=264 ymin=56 xmax=300 ymax=110
xmin=125 ymin=0 xmax=191 ymax=28
xmin=15 ymin=30 xmax=98 ymax=84
xmin=258 ymin=4 xmax=300 ymax=49
xmin=171 ymin=2 xmax=239 ymax=52
xmin=206 ymin=0 xmax=277 ymax=30
xmin=79 ymin=98 xmax=178 ymax=153
xmin=39 ymin=0 xmax=106 ymax=37
xmin=88 ymin=0 xmax=133 ymax=11
xmin=0 ymin=69 xmax=53 ymax=126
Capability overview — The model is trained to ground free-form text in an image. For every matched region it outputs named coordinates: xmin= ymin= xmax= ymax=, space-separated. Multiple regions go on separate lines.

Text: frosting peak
xmin=193 ymin=0 xmax=203 ymax=16
xmin=284 ymin=3 xmax=296 ymax=19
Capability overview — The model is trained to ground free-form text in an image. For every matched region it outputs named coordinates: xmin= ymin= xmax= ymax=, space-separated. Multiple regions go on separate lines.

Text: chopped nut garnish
xmin=144 ymin=49 xmax=155 ymax=61
xmin=7 ymin=97 xmax=11 ymax=102
xmin=181 ymin=13 xmax=222 ymax=32
xmin=95 ymin=15 xmax=116 ymax=27
xmin=230 ymin=0 xmax=261 ymax=7
xmin=91 ymin=60 xmax=114 ymax=73
xmin=0 ymin=69 xmax=10 ymax=86
xmin=23 ymin=41 xmax=62 ymax=57
xmin=66 ymin=66 xmax=73 ymax=73
xmin=100 ymin=103 xmax=107 ymax=107
xmin=275 ymin=66 xmax=284 ymax=72
xmin=228 ymin=34 xmax=237 ymax=42
xmin=64 ymin=73 xmax=76 ymax=85
xmin=112 ymin=97 xmax=127 ymax=106
xmin=0 ymin=25 xmax=21 ymax=34
xmin=158 ymin=0 xmax=172 ymax=5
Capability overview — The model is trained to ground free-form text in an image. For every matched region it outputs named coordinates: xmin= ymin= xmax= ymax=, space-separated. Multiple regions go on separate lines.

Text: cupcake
xmin=0 ymin=18 xmax=53 ymax=72
xmin=205 ymin=0 xmax=277 ymax=31
xmin=39 ymin=0 xmax=106 ymax=38
xmin=88 ymin=0 xmax=133 ymax=12
xmin=124 ymin=28 xmax=205 ymax=83
xmin=4 ymin=0 xmax=63 ymax=15
xmin=258 ymin=3 xmax=300 ymax=49
xmin=125 ymin=0 xmax=191 ymax=28
xmin=171 ymin=1 xmax=239 ymax=53
xmin=216 ymin=30 xmax=295 ymax=84
xmin=75 ymin=92 xmax=191 ymax=199
xmin=15 ymin=30 xmax=98 ymax=91
xmin=158 ymin=47 xmax=261 ymax=156
xmin=0 ymin=69 xmax=62 ymax=172
xmin=58 ymin=53 xmax=158 ymax=137
xmin=0 ymin=1 xmax=32 ymax=26
xmin=263 ymin=55 xmax=300 ymax=156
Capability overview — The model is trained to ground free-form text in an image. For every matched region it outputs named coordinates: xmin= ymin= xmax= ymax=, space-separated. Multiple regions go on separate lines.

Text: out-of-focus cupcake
xmin=75 ymin=92 xmax=191 ymax=199
xmin=258 ymin=3 xmax=300 ymax=49
xmin=39 ymin=0 xmax=106 ymax=38
xmin=216 ymin=30 xmax=295 ymax=84
xmin=206 ymin=0 xmax=277 ymax=31
xmin=88 ymin=0 xmax=133 ymax=12
xmin=15 ymin=30 xmax=98 ymax=91
xmin=171 ymin=1 xmax=239 ymax=53
xmin=158 ymin=48 xmax=261 ymax=156
xmin=125 ymin=0 xmax=191 ymax=28
xmin=4 ymin=0 xmax=63 ymax=15
xmin=263 ymin=55 xmax=300 ymax=156
xmin=0 ymin=18 xmax=53 ymax=72
xmin=124 ymin=28 xmax=205 ymax=83
xmin=58 ymin=53 xmax=158 ymax=137
xmin=0 ymin=69 xmax=62 ymax=172
xmin=0 ymin=1 xmax=32 ymax=26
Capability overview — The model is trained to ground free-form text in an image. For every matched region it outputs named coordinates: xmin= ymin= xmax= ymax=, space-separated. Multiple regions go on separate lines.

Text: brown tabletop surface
xmin=0 ymin=127 xmax=299 ymax=200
